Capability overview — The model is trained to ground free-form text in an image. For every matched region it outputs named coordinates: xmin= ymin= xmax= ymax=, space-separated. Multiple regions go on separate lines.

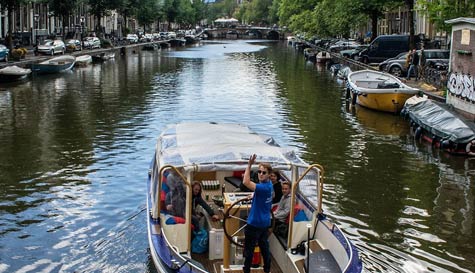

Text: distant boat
xmin=92 ymin=52 xmax=115 ymax=63
xmin=347 ymin=70 xmax=419 ymax=113
xmin=0 ymin=65 xmax=31 ymax=82
xmin=184 ymin=35 xmax=200 ymax=44
xmin=316 ymin=51 xmax=331 ymax=63
xmin=31 ymin=55 xmax=75 ymax=73
xmin=75 ymin=55 xmax=92 ymax=67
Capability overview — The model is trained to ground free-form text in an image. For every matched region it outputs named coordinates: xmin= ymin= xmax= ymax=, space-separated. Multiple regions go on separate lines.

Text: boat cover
xmin=404 ymin=99 xmax=475 ymax=143
xmin=155 ymin=122 xmax=303 ymax=171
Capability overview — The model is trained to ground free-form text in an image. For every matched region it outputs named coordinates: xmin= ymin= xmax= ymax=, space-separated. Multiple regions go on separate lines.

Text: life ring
xmin=466 ymin=140 xmax=475 ymax=156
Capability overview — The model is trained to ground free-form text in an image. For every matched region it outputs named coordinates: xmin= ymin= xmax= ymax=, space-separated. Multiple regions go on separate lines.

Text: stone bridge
xmin=202 ymin=27 xmax=287 ymax=40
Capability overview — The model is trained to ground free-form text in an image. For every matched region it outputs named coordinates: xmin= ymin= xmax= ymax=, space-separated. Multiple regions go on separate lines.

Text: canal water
xmin=0 ymin=40 xmax=474 ymax=273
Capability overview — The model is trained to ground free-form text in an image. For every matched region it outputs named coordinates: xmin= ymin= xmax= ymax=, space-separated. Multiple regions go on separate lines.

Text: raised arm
xmin=243 ymin=154 xmax=257 ymax=192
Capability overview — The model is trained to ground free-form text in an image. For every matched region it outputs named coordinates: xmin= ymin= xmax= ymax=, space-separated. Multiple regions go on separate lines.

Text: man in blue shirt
xmin=242 ymin=154 xmax=273 ymax=273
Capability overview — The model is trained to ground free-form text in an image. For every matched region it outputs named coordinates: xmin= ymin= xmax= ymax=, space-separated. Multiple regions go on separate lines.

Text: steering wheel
xmin=222 ymin=196 xmax=275 ymax=248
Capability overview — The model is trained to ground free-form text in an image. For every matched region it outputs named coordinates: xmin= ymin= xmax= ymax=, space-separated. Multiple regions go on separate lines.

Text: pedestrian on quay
xmin=242 ymin=154 xmax=273 ymax=273
xmin=406 ymin=49 xmax=419 ymax=81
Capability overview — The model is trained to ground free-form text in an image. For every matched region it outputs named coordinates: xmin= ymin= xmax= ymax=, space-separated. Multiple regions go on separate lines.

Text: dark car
xmin=380 ymin=49 xmax=450 ymax=77
xmin=356 ymin=35 xmax=419 ymax=64
xmin=340 ymin=45 xmax=368 ymax=59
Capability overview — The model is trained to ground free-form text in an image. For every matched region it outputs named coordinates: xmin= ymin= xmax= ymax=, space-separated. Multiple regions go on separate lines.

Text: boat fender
xmin=351 ymin=92 xmax=357 ymax=105
xmin=466 ymin=140 xmax=475 ymax=156
xmin=414 ymin=126 xmax=422 ymax=140
xmin=441 ymin=139 xmax=452 ymax=150
xmin=345 ymin=88 xmax=351 ymax=101
xmin=431 ymin=136 xmax=439 ymax=146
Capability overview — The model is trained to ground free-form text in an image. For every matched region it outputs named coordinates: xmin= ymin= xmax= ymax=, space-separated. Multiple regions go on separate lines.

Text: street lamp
xmin=34 ymin=14 xmax=39 ymax=45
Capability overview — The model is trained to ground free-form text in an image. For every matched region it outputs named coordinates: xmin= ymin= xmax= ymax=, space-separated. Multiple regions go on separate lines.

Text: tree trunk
xmin=371 ymin=10 xmax=378 ymax=42
xmin=406 ymin=0 xmax=415 ymax=49
xmin=7 ymin=6 xmax=14 ymax=50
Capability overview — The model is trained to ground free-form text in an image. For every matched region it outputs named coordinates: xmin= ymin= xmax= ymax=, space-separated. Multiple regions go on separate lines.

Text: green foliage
xmin=135 ymin=0 xmax=159 ymax=28
xmin=417 ymin=0 xmax=475 ymax=33
xmin=49 ymin=0 xmax=79 ymax=18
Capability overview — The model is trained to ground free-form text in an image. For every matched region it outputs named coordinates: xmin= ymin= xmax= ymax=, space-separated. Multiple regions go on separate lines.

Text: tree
xmin=88 ymin=0 xmax=117 ymax=37
xmin=417 ymin=0 xmax=475 ymax=33
xmin=0 ymin=0 xmax=25 ymax=50
xmin=135 ymin=0 xmax=159 ymax=32
xmin=49 ymin=0 xmax=79 ymax=39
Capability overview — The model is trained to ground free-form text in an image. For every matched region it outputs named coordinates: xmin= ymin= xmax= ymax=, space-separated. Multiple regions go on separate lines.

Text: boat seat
xmin=305 ymin=249 xmax=341 ymax=273
xmin=377 ymin=82 xmax=400 ymax=89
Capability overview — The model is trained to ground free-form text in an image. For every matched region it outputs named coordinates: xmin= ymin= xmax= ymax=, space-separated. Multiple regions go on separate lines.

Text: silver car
xmin=37 ymin=39 xmax=65 ymax=55
xmin=380 ymin=49 xmax=449 ymax=77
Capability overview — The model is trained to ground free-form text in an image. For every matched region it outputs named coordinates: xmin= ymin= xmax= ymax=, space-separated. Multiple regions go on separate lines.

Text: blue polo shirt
xmin=247 ymin=180 xmax=273 ymax=228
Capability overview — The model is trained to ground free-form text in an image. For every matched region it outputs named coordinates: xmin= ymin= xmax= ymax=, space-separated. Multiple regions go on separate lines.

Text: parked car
xmin=0 ymin=44 xmax=9 ymax=61
xmin=167 ymin=32 xmax=177 ymax=39
xmin=340 ymin=45 xmax=368 ymax=59
xmin=83 ymin=37 xmax=101 ymax=49
xmin=126 ymin=34 xmax=139 ymax=43
xmin=65 ymin=39 xmax=82 ymax=51
xmin=36 ymin=39 xmax=65 ymax=55
xmin=379 ymin=49 xmax=450 ymax=77
xmin=356 ymin=35 xmax=422 ymax=64
xmin=328 ymin=40 xmax=361 ymax=53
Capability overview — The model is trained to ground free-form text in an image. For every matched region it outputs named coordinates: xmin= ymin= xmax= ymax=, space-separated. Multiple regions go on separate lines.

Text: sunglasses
xmin=257 ymin=170 xmax=268 ymax=175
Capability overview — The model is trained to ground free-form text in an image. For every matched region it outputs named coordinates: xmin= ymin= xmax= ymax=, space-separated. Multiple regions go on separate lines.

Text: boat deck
xmin=192 ymin=253 xmax=284 ymax=273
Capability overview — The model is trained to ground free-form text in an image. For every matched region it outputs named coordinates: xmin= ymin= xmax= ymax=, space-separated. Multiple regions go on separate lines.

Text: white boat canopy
xmin=155 ymin=122 xmax=303 ymax=172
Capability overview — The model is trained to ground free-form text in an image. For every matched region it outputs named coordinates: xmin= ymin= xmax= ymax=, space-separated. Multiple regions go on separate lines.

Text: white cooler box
xmin=209 ymin=228 xmax=223 ymax=260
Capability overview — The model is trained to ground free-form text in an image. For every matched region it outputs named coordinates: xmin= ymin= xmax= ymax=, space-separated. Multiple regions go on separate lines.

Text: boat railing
xmin=161 ymin=226 xmax=208 ymax=273
xmin=332 ymin=223 xmax=355 ymax=273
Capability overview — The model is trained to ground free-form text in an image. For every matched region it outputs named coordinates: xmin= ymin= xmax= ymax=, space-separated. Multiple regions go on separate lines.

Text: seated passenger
xmin=274 ymin=181 xmax=291 ymax=237
xmin=165 ymin=172 xmax=186 ymax=218
xmin=192 ymin=181 xmax=219 ymax=231
xmin=270 ymin=170 xmax=283 ymax=203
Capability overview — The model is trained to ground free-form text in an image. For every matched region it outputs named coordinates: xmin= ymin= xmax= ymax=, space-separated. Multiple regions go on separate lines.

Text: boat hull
xmin=352 ymin=92 xmax=415 ymax=113
xmin=31 ymin=56 xmax=75 ymax=74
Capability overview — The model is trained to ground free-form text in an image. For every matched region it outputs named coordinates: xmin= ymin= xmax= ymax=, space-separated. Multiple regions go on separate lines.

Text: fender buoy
xmin=346 ymin=88 xmax=351 ymax=101
xmin=351 ymin=92 xmax=357 ymax=105
xmin=441 ymin=140 xmax=452 ymax=150
xmin=466 ymin=140 xmax=475 ymax=156
xmin=414 ymin=126 xmax=422 ymax=140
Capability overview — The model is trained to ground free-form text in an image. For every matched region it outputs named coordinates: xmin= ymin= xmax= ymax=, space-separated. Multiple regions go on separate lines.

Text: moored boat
xmin=0 ymin=65 xmax=31 ymax=82
xmin=92 ymin=52 xmax=115 ymax=63
xmin=31 ymin=55 xmax=75 ymax=73
xmin=402 ymin=95 xmax=475 ymax=156
xmin=75 ymin=55 xmax=92 ymax=66
xmin=316 ymin=51 xmax=331 ymax=63
xmin=147 ymin=122 xmax=363 ymax=273
xmin=347 ymin=69 xmax=419 ymax=113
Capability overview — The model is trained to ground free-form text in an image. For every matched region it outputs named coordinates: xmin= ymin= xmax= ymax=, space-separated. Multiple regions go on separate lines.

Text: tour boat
xmin=31 ymin=55 xmax=75 ymax=73
xmin=0 ymin=65 xmax=31 ymax=82
xmin=346 ymin=70 xmax=420 ymax=113
xmin=147 ymin=122 xmax=363 ymax=273
xmin=402 ymin=95 xmax=475 ymax=156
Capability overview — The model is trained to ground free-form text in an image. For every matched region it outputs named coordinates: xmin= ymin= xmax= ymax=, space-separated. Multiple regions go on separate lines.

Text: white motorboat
xmin=0 ymin=65 xmax=31 ymax=82
xmin=147 ymin=122 xmax=363 ymax=273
